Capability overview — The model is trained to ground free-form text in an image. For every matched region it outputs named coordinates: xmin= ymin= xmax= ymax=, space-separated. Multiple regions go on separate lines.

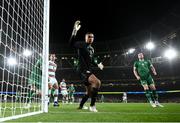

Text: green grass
xmin=5 ymin=103 xmax=180 ymax=122
xmin=0 ymin=102 xmax=41 ymax=118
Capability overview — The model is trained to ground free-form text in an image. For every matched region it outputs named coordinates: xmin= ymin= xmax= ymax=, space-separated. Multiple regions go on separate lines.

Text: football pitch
xmin=6 ymin=103 xmax=180 ymax=122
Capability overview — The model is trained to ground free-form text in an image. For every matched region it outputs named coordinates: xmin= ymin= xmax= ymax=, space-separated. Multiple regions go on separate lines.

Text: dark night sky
xmin=49 ymin=0 xmax=180 ymax=50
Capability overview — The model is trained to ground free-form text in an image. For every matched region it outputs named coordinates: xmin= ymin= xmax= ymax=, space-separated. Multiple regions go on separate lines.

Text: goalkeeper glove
xmin=98 ymin=62 xmax=104 ymax=70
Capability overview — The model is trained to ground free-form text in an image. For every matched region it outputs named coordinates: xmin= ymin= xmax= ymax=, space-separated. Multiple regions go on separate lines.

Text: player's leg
xmin=53 ymin=82 xmax=59 ymax=106
xmin=78 ymin=72 xmax=91 ymax=109
xmin=65 ymin=94 xmax=68 ymax=104
xmin=146 ymin=75 xmax=157 ymax=101
xmin=15 ymin=94 xmax=19 ymax=102
xmin=78 ymin=86 xmax=89 ymax=109
xmin=51 ymin=87 xmax=55 ymax=97
xmin=27 ymin=85 xmax=36 ymax=104
xmin=61 ymin=92 xmax=65 ymax=104
xmin=72 ymin=94 xmax=75 ymax=103
xmin=66 ymin=92 xmax=69 ymax=104
xmin=48 ymin=82 xmax=53 ymax=105
xmin=69 ymin=93 xmax=74 ymax=104
xmin=141 ymin=80 xmax=156 ymax=107
xmin=68 ymin=94 xmax=72 ymax=104
xmin=149 ymin=81 xmax=164 ymax=107
xmin=68 ymin=94 xmax=70 ymax=103
xmin=63 ymin=90 xmax=68 ymax=104
xmin=62 ymin=93 xmax=68 ymax=104
xmin=88 ymin=74 xmax=101 ymax=112
xmin=61 ymin=92 xmax=68 ymax=104
xmin=26 ymin=84 xmax=36 ymax=108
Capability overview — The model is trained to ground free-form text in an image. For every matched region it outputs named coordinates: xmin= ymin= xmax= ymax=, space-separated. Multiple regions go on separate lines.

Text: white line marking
xmin=49 ymin=112 xmax=180 ymax=115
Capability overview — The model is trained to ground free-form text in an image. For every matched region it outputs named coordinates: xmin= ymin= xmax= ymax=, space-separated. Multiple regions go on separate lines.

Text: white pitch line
xmin=49 ymin=112 xmax=180 ymax=115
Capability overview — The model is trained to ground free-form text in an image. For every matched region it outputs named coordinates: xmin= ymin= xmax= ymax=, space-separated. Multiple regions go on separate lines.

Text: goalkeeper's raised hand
xmin=74 ymin=20 xmax=81 ymax=31
xmin=72 ymin=20 xmax=81 ymax=36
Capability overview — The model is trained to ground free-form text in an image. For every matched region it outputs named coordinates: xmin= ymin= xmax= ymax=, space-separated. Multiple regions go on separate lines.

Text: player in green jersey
xmin=133 ymin=53 xmax=163 ymax=108
xmin=27 ymin=57 xmax=42 ymax=106
xmin=68 ymin=84 xmax=75 ymax=104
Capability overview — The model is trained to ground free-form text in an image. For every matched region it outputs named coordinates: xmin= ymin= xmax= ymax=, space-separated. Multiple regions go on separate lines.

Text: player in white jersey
xmin=48 ymin=54 xmax=59 ymax=106
xmin=60 ymin=79 xmax=68 ymax=104
xmin=122 ymin=92 xmax=127 ymax=103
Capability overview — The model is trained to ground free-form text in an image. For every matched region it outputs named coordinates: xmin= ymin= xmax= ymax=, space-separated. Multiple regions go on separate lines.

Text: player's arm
xmin=67 ymin=88 xmax=70 ymax=92
xmin=54 ymin=63 xmax=57 ymax=71
xmin=133 ymin=62 xmax=140 ymax=80
xmin=59 ymin=83 xmax=62 ymax=89
xmin=92 ymin=56 xmax=104 ymax=70
xmin=149 ymin=60 xmax=157 ymax=75
xmin=69 ymin=20 xmax=85 ymax=48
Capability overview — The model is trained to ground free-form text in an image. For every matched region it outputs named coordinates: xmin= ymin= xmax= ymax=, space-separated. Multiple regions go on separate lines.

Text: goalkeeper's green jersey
xmin=28 ymin=57 xmax=42 ymax=88
xmin=134 ymin=59 xmax=152 ymax=78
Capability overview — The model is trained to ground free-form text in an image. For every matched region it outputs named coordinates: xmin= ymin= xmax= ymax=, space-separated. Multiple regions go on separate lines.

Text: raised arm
xmin=69 ymin=20 xmax=82 ymax=48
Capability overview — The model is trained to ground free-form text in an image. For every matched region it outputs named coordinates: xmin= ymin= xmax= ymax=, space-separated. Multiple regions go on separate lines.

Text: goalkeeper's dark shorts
xmin=79 ymin=70 xmax=92 ymax=86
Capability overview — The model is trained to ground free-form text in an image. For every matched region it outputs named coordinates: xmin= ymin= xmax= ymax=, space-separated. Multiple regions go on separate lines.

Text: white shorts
xmin=48 ymin=77 xmax=57 ymax=85
xmin=61 ymin=90 xmax=68 ymax=96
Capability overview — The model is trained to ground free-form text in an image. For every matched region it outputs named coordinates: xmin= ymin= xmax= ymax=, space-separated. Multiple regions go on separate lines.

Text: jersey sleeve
xmin=133 ymin=61 xmax=138 ymax=69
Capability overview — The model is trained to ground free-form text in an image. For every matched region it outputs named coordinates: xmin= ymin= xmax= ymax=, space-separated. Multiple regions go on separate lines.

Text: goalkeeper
xmin=69 ymin=20 xmax=104 ymax=112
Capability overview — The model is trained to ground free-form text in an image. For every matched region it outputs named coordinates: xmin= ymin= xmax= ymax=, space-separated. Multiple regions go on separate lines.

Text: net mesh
xmin=0 ymin=0 xmax=45 ymax=118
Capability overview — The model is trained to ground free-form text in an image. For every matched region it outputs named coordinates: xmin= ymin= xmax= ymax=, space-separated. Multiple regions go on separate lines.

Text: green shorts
xmin=140 ymin=74 xmax=154 ymax=85
xmin=69 ymin=93 xmax=74 ymax=98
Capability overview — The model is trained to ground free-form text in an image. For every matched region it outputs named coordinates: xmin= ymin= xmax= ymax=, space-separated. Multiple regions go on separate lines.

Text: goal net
xmin=0 ymin=0 xmax=49 ymax=121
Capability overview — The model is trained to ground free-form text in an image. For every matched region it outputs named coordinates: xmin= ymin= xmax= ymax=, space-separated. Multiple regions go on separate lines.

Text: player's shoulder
xmin=144 ymin=59 xmax=149 ymax=61
xmin=145 ymin=59 xmax=151 ymax=63
xmin=49 ymin=61 xmax=57 ymax=65
xmin=76 ymin=41 xmax=86 ymax=45
xmin=133 ymin=60 xmax=139 ymax=64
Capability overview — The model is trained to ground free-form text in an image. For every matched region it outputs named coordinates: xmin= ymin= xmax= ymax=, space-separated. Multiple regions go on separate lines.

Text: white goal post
xmin=0 ymin=0 xmax=49 ymax=121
